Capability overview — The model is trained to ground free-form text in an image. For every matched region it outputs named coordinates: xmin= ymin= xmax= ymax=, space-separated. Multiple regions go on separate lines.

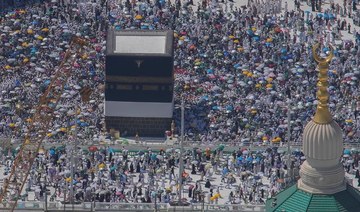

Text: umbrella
xmin=205 ymin=163 xmax=212 ymax=170
xmin=88 ymin=146 xmax=98 ymax=152
xmin=343 ymin=149 xmax=351 ymax=155
xmin=217 ymin=144 xmax=225 ymax=151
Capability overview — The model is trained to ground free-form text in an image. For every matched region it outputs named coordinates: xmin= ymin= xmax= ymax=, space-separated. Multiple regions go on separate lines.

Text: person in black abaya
xmin=191 ymin=164 xmax=197 ymax=174
xmin=136 ymin=163 xmax=141 ymax=173
xmin=355 ymin=169 xmax=360 ymax=178
xmin=205 ymin=179 xmax=211 ymax=188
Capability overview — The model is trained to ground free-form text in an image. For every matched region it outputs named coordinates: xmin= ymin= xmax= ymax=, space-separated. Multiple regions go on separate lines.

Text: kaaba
xmin=105 ymin=30 xmax=174 ymax=137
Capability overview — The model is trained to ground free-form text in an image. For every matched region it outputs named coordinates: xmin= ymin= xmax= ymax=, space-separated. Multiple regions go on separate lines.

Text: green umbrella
xmin=217 ymin=144 xmax=225 ymax=151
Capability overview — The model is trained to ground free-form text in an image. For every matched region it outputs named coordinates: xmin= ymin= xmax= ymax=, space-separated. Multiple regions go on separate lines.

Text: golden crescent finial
xmin=312 ymin=43 xmax=333 ymax=124
xmin=312 ymin=43 xmax=334 ymax=64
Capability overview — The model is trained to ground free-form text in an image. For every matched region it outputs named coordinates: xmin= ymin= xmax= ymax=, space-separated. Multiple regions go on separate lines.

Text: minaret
xmin=266 ymin=44 xmax=360 ymax=212
xmin=297 ymin=44 xmax=346 ymax=194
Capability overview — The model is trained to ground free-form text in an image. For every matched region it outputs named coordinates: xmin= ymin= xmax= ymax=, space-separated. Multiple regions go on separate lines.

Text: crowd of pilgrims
xmin=1 ymin=144 xmax=360 ymax=205
xmin=0 ymin=0 xmax=359 ymax=205
xmin=0 ymin=0 xmax=358 ymax=145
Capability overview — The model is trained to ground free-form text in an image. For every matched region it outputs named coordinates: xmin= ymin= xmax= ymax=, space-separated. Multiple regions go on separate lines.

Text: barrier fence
xmin=0 ymin=201 xmax=266 ymax=211
xmin=1 ymin=137 xmax=360 ymax=154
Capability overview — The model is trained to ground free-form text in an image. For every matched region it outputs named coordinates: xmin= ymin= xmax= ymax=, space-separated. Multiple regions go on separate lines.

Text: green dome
xmin=266 ymin=184 xmax=360 ymax=212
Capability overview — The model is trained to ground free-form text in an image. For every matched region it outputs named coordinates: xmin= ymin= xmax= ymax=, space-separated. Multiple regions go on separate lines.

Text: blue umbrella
xmin=344 ymin=149 xmax=351 ymax=155
xmin=80 ymin=122 xmax=89 ymax=127
xmin=201 ymin=96 xmax=209 ymax=101
xmin=207 ymin=69 xmax=214 ymax=74
xmin=317 ymin=13 xmax=323 ymax=17
xmin=49 ymin=149 xmax=55 ymax=156
xmin=226 ymin=105 xmax=233 ymax=111
xmin=212 ymin=106 xmax=219 ymax=110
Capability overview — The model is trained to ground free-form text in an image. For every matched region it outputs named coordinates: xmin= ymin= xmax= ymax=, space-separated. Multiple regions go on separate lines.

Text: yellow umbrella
xmin=252 ymin=27 xmax=257 ymax=31
xmin=26 ymin=118 xmax=32 ymax=122
xmin=174 ymin=33 xmax=178 ymax=38
xmin=242 ymin=70 xmax=249 ymax=75
xmin=194 ymin=62 xmax=201 ymax=66
xmin=23 ymin=58 xmax=29 ymax=63
xmin=266 ymin=84 xmax=273 ymax=88
xmin=255 ymin=84 xmax=261 ymax=88
xmin=179 ymin=36 xmax=185 ymax=40
xmin=267 ymin=78 xmax=273 ymax=82
xmin=251 ymin=109 xmax=257 ymax=114
xmin=98 ymin=163 xmax=106 ymax=169
xmin=266 ymin=38 xmax=273 ymax=42
xmin=41 ymin=28 xmax=49 ymax=32
xmin=135 ymin=15 xmax=142 ymax=20
xmin=272 ymin=137 xmax=281 ymax=143
xmin=214 ymin=193 xmax=221 ymax=199
xmin=262 ymin=136 xmax=268 ymax=141
xmin=237 ymin=47 xmax=244 ymax=52
xmin=22 ymin=42 xmax=28 ymax=47
xmin=247 ymin=72 xmax=253 ymax=77
xmin=27 ymin=29 xmax=34 ymax=34
xmin=228 ymin=35 xmax=235 ymax=39
xmin=233 ymin=39 xmax=239 ymax=43
xmin=9 ymin=123 xmax=15 ymax=128
xmin=47 ymin=133 xmax=53 ymax=137
xmin=82 ymin=54 xmax=88 ymax=60
xmin=345 ymin=119 xmax=353 ymax=123
xmin=60 ymin=127 xmax=67 ymax=132
xmin=37 ymin=35 xmax=43 ymax=40
xmin=38 ymin=148 xmax=45 ymax=154
xmin=65 ymin=177 xmax=72 ymax=183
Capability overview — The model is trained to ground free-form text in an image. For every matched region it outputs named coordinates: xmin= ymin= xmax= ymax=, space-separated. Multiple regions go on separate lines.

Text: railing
xmin=0 ymin=201 xmax=266 ymax=211
xmin=1 ymin=137 xmax=360 ymax=153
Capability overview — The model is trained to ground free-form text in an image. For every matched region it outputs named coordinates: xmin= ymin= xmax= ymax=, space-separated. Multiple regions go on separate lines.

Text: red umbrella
xmin=88 ymin=146 xmax=98 ymax=152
